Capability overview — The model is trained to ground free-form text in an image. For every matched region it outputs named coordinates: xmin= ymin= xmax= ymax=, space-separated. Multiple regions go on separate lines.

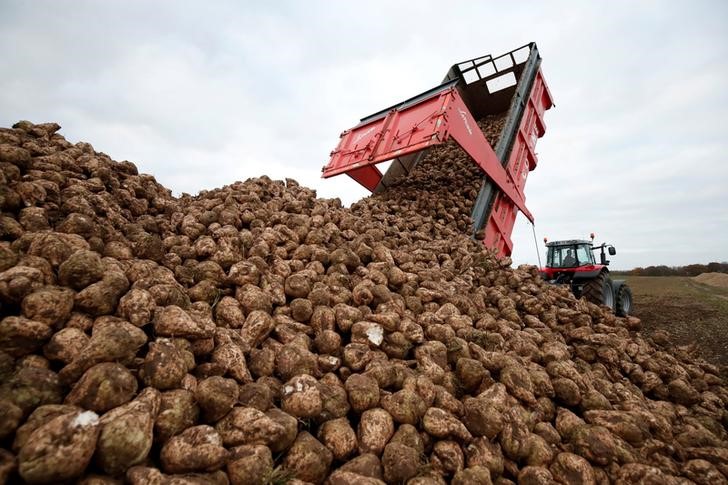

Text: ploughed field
xmin=625 ymin=275 xmax=728 ymax=371
xmin=0 ymin=120 xmax=727 ymax=485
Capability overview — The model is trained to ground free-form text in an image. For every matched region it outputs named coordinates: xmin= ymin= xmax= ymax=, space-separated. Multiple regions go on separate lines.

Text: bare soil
xmin=626 ymin=276 xmax=728 ymax=371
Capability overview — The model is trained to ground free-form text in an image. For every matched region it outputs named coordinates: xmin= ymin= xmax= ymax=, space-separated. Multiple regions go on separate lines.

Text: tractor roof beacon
xmin=540 ymin=235 xmax=633 ymax=316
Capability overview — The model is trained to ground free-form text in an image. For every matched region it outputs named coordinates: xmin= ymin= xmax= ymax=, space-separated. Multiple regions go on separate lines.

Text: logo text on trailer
xmin=458 ymin=109 xmax=473 ymax=135
xmin=354 ymin=126 xmax=376 ymax=144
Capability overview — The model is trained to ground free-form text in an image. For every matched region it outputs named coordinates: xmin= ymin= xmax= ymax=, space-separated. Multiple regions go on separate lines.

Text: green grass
xmin=265 ymin=465 xmax=294 ymax=485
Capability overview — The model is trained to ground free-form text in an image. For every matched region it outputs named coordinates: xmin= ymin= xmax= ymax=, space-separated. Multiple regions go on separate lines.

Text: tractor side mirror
xmin=608 ymin=246 xmax=616 ymax=256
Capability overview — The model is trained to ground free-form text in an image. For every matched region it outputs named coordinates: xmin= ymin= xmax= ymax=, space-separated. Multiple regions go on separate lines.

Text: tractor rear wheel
xmin=582 ymin=271 xmax=614 ymax=310
xmin=615 ymin=283 xmax=633 ymax=316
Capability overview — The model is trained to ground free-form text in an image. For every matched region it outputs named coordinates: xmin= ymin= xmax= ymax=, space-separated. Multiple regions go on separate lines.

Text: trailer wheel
xmin=615 ymin=283 xmax=633 ymax=316
xmin=582 ymin=271 xmax=614 ymax=310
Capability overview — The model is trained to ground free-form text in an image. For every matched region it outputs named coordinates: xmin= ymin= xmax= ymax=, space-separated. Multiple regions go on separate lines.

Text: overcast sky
xmin=1 ymin=1 xmax=726 ymax=269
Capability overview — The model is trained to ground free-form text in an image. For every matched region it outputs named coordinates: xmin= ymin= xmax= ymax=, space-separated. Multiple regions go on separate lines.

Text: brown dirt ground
xmin=624 ymin=276 xmax=728 ymax=372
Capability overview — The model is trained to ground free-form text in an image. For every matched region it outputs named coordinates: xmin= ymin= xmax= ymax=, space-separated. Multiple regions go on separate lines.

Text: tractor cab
xmin=546 ymin=240 xmax=597 ymax=269
xmin=542 ymin=234 xmax=616 ymax=277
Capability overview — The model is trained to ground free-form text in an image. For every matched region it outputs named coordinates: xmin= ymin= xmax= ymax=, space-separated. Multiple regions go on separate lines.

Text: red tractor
xmin=540 ymin=234 xmax=633 ymax=316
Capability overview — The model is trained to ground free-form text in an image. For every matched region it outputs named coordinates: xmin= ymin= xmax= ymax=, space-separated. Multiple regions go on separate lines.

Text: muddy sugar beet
xmin=0 ymin=119 xmax=726 ymax=484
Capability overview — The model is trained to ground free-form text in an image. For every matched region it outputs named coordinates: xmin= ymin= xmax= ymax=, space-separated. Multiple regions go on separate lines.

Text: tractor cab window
xmin=548 ymin=244 xmax=594 ymax=268
xmin=548 ymin=246 xmax=577 ymax=268
xmin=575 ymin=244 xmax=595 ymax=265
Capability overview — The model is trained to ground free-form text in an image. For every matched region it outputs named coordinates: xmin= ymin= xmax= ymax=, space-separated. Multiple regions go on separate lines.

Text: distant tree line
xmin=613 ymin=262 xmax=728 ymax=277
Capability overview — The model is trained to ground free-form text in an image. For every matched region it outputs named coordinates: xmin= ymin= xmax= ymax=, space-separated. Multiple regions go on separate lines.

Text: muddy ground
xmin=625 ymin=276 xmax=728 ymax=372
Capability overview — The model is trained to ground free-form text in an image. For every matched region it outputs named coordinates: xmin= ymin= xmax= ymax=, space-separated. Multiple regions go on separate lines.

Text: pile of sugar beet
xmin=0 ymin=119 xmax=727 ymax=485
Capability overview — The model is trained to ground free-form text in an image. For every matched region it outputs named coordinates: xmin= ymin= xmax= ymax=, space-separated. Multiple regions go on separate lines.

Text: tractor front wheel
xmin=615 ymin=283 xmax=633 ymax=316
xmin=582 ymin=271 xmax=615 ymax=310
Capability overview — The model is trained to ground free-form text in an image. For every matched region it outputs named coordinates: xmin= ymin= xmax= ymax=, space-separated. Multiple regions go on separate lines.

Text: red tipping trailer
xmin=322 ymin=43 xmax=554 ymax=257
